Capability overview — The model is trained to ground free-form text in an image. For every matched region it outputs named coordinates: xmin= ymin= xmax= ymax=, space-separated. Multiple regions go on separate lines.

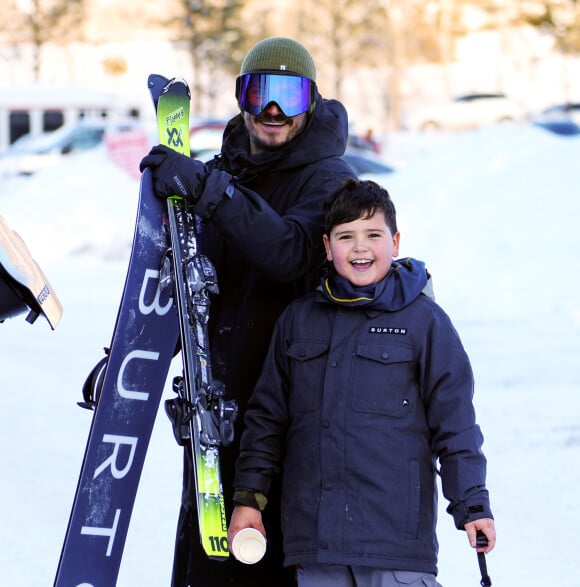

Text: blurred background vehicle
xmin=0 ymin=83 xmax=142 ymax=153
xmin=342 ymin=152 xmax=394 ymax=180
xmin=403 ymin=93 xmax=522 ymax=132
xmin=528 ymin=101 xmax=580 ymax=136
xmin=189 ymin=119 xmax=228 ymax=157
xmin=532 ymin=101 xmax=580 ymax=124
xmin=0 ymin=120 xmax=140 ymax=176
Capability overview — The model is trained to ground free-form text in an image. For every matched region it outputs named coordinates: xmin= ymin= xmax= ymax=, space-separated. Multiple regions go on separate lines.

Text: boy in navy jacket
xmin=228 ymin=178 xmax=495 ymax=586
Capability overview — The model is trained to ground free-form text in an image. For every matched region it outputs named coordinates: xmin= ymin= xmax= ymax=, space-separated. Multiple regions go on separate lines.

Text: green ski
xmin=149 ymin=74 xmax=237 ymax=560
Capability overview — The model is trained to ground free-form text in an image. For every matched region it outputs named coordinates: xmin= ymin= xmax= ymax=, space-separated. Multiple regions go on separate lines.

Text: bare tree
xmin=2 ymin=0 xmax=86 ymax=80
xmin=523 ymin=0 xmax=580 ymax=54
xmin=288 ymin=0 xmax=457 ymax=129
xmin=169 ymin=0 xmax=246 ymax=116
xmin=378 ymin=0 xmax=449 ymax=129
xmin=290 ymin=0 xmax=385 ymax=100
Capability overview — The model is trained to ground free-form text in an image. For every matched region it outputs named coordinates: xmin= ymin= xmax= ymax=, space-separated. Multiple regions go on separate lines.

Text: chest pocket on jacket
xmin=286 ymin=341 xmax=329 ymax=412
xmin=351 ymin=343 xmax=414 ymax=416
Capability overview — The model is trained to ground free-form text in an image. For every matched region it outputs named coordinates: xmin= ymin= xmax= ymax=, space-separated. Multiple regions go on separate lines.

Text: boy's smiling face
xmin=323 ymin=210 xmax=400 ymax=287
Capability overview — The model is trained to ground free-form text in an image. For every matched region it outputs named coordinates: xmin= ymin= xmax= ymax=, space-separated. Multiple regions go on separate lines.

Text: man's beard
xmin=251 ymin=113 xmax=292 ymax=152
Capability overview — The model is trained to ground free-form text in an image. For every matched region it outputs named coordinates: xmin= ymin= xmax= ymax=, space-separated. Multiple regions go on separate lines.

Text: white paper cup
xmin=231 ymin=527 xmax=267 ymax=564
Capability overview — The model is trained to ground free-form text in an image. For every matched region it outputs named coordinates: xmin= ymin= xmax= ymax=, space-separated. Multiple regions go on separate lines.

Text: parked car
xmin=531 ymin=102 xmax=580 ymax=124
xmin=0 ymin=120 xmax=137 ymax=176
xmin=342 ymin=152 xmax=394 ymax=177
xmin=189 ymin=120 xmax=227 ymax=157
xmin=339 ymin=152 xmax=394 ymax=188
xmin=404 ymin=93 xmax=521 ymax=131
xmin=528 ymin=101 xmax=580 ymax=136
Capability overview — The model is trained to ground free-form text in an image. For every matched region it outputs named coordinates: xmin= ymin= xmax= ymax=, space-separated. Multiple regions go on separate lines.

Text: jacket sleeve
xmin=234 ymin=309 xmax=292 ymax=494
xmin=192 ymin=160 xmax=355 ymax=282
xmin=420 ymin=303 xmax=493 ymax=529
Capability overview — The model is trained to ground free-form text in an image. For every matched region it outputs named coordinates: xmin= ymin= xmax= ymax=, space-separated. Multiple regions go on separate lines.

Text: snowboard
xmin=55 ymin=74 xmax=236 ymax=586
xmin=0 ymin=214 xmax=62 ymax=328
xmin=54 ymin=164 xmax=180 ymax=585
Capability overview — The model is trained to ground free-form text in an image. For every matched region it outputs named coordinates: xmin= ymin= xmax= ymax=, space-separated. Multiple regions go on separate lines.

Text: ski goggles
xmin=235 ymin=72 xmax=315 ymax=117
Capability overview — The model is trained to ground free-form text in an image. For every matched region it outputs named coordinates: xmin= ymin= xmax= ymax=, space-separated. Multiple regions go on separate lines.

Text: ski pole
xmin=476 ymin=530 xmax=492 ymax=586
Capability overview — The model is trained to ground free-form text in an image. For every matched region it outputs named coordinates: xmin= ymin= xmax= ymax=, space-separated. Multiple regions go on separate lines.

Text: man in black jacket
xmin=140 ymin=37 xmax=355 ymax=586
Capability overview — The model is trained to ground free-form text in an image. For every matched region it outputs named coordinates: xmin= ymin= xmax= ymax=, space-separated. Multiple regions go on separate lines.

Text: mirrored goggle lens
xmin=236 ymin=73 xmax=314 ymax=117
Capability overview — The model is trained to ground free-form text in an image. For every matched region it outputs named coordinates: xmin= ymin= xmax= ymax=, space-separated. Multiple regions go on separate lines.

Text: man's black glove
xmin=139 ymin=144 xmax=208 ymax=202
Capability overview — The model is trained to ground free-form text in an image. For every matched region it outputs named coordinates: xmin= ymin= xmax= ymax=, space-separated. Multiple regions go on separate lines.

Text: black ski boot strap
xmin=78 ymin=348 xmax=109 ymax=410
xmin=165 ymin=394 xmax=194 ymax=446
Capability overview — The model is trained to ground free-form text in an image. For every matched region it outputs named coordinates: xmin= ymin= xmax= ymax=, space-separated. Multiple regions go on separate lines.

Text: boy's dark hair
xmin=324 ymin=178 xmax=397 ymax=235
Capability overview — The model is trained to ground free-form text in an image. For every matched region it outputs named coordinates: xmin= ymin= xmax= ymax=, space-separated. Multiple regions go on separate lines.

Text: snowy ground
xmin=1 ymin=122 xmax=579 ymax=586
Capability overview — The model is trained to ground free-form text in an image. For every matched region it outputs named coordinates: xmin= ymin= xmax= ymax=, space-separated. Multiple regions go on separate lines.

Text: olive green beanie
xmin=240 ymin=37 xmax=317 ymax=82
